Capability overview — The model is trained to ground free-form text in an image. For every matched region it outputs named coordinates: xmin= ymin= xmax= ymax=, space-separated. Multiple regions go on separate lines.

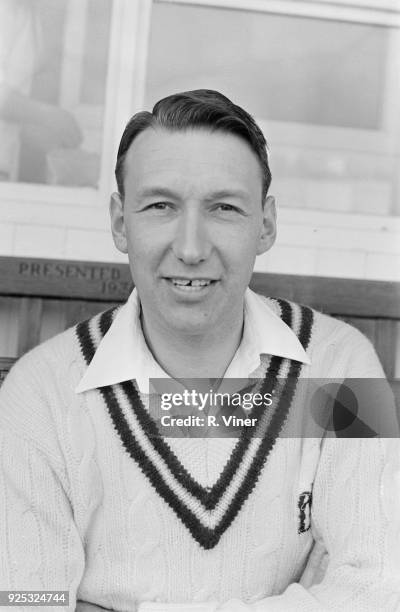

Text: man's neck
xmin=140 ymin=309 xmax=244 ymax=381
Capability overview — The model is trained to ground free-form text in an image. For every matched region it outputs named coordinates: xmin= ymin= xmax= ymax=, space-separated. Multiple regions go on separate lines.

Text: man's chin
xmin=163 ymin=313 xmax=216 ymax=336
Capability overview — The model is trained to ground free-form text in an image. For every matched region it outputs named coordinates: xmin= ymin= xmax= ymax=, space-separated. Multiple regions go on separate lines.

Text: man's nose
xmin=172 ymin=209 xmax=211 ymax=264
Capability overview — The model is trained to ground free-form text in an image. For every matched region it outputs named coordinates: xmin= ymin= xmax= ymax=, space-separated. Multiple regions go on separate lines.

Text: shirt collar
xmin=75 ymin=288 xmax=310 ymax=394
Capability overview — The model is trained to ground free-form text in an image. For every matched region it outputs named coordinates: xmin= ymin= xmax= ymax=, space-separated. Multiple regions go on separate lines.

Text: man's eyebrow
xmin=136 ymin=187 xmax=249 ymax=201
xmin=203 ymin=189 xmax=249 ymax=202
xmin=136 ymin=187 xmax=179 ymax=200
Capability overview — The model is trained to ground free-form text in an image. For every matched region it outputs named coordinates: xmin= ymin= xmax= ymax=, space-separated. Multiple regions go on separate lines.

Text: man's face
xmin=110 ymin=127 xmax=276 ymax=336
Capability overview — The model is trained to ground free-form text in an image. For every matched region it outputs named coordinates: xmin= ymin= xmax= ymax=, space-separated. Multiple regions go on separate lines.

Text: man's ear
xmin=110 ymin=192 xmax=128 ymax=254
xmin=257 ymin=195 xmax=277 ymax=255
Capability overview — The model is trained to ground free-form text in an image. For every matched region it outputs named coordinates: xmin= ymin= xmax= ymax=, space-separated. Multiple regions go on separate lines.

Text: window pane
xmin=146 ymin=2 xmax=387 ymax=130
xmin=146 ymin=2 xmax=397 ymax=217
xmin=0 ymin=0 xmax=112 ymax=187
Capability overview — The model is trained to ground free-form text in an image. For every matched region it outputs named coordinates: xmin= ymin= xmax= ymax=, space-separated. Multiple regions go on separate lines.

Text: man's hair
xmin=115 ymin=89 xmax=271 ymax=201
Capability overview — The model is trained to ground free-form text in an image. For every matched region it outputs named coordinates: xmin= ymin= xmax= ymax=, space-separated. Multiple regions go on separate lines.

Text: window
xmin=0 ymin=0 xmax=112 ymax=188
xmin=144 ymin=0 xmax=400 ymax=216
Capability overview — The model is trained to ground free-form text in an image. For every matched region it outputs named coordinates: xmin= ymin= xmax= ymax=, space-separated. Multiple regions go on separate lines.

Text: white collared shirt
xmin=76 ymin=288 xmax=310 ymax=394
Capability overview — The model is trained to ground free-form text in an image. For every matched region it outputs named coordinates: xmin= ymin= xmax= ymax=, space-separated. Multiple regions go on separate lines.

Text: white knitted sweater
xmin=0 ymin=298 xmax=399 ymax=612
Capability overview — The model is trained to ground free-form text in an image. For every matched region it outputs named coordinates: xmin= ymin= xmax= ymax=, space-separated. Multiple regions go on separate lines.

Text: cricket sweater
xmin=0 ymin=296 xmax=399 ymax=612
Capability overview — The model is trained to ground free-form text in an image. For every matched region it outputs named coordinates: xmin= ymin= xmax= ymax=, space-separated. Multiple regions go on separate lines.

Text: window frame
xmin=0 ymin=0 xmax=152 ymax=215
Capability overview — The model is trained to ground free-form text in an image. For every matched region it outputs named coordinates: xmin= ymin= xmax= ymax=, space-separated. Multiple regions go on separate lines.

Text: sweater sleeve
xmin=0 ymin=355 xmax=86 ymax=612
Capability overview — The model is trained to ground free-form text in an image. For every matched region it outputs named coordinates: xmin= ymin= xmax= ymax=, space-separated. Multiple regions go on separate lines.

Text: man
xmin=0 ymin=90 xmax=399 ymax=611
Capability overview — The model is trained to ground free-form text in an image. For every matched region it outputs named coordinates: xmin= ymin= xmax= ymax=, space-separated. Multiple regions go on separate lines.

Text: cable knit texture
xmin=0 ymin=297 xmax=399 ymax=612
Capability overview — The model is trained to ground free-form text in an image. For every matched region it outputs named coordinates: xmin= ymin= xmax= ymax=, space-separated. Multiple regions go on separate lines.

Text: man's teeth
xmin=171 ymin=279 xmax=211 ymax=287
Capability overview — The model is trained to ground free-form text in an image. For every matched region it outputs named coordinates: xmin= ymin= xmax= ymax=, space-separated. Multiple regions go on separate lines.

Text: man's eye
xmin=147 ymin=202 xmax=171 ymax=211
xmin=217 ymin=204 xmax=237 ymax=212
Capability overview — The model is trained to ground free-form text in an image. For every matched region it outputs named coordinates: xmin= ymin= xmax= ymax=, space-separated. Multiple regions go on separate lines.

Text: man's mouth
xmin=165 ymin=278 xmax=217 ymax=290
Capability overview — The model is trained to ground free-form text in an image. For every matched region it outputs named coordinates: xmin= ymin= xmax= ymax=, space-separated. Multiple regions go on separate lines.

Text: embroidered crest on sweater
xmin=298 ymin=490 xmax=313 ymax=533
xmin=76 ymin=298 xmax=313 ymax=550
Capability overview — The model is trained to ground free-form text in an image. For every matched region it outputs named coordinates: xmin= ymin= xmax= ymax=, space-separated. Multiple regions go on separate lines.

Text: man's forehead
xmin=123 ymin=126 xmax=263 ymax=193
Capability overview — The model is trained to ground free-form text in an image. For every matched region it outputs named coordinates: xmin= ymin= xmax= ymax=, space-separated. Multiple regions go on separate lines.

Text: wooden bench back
xmin=0 ymin=256 xmax=399 ymax=381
